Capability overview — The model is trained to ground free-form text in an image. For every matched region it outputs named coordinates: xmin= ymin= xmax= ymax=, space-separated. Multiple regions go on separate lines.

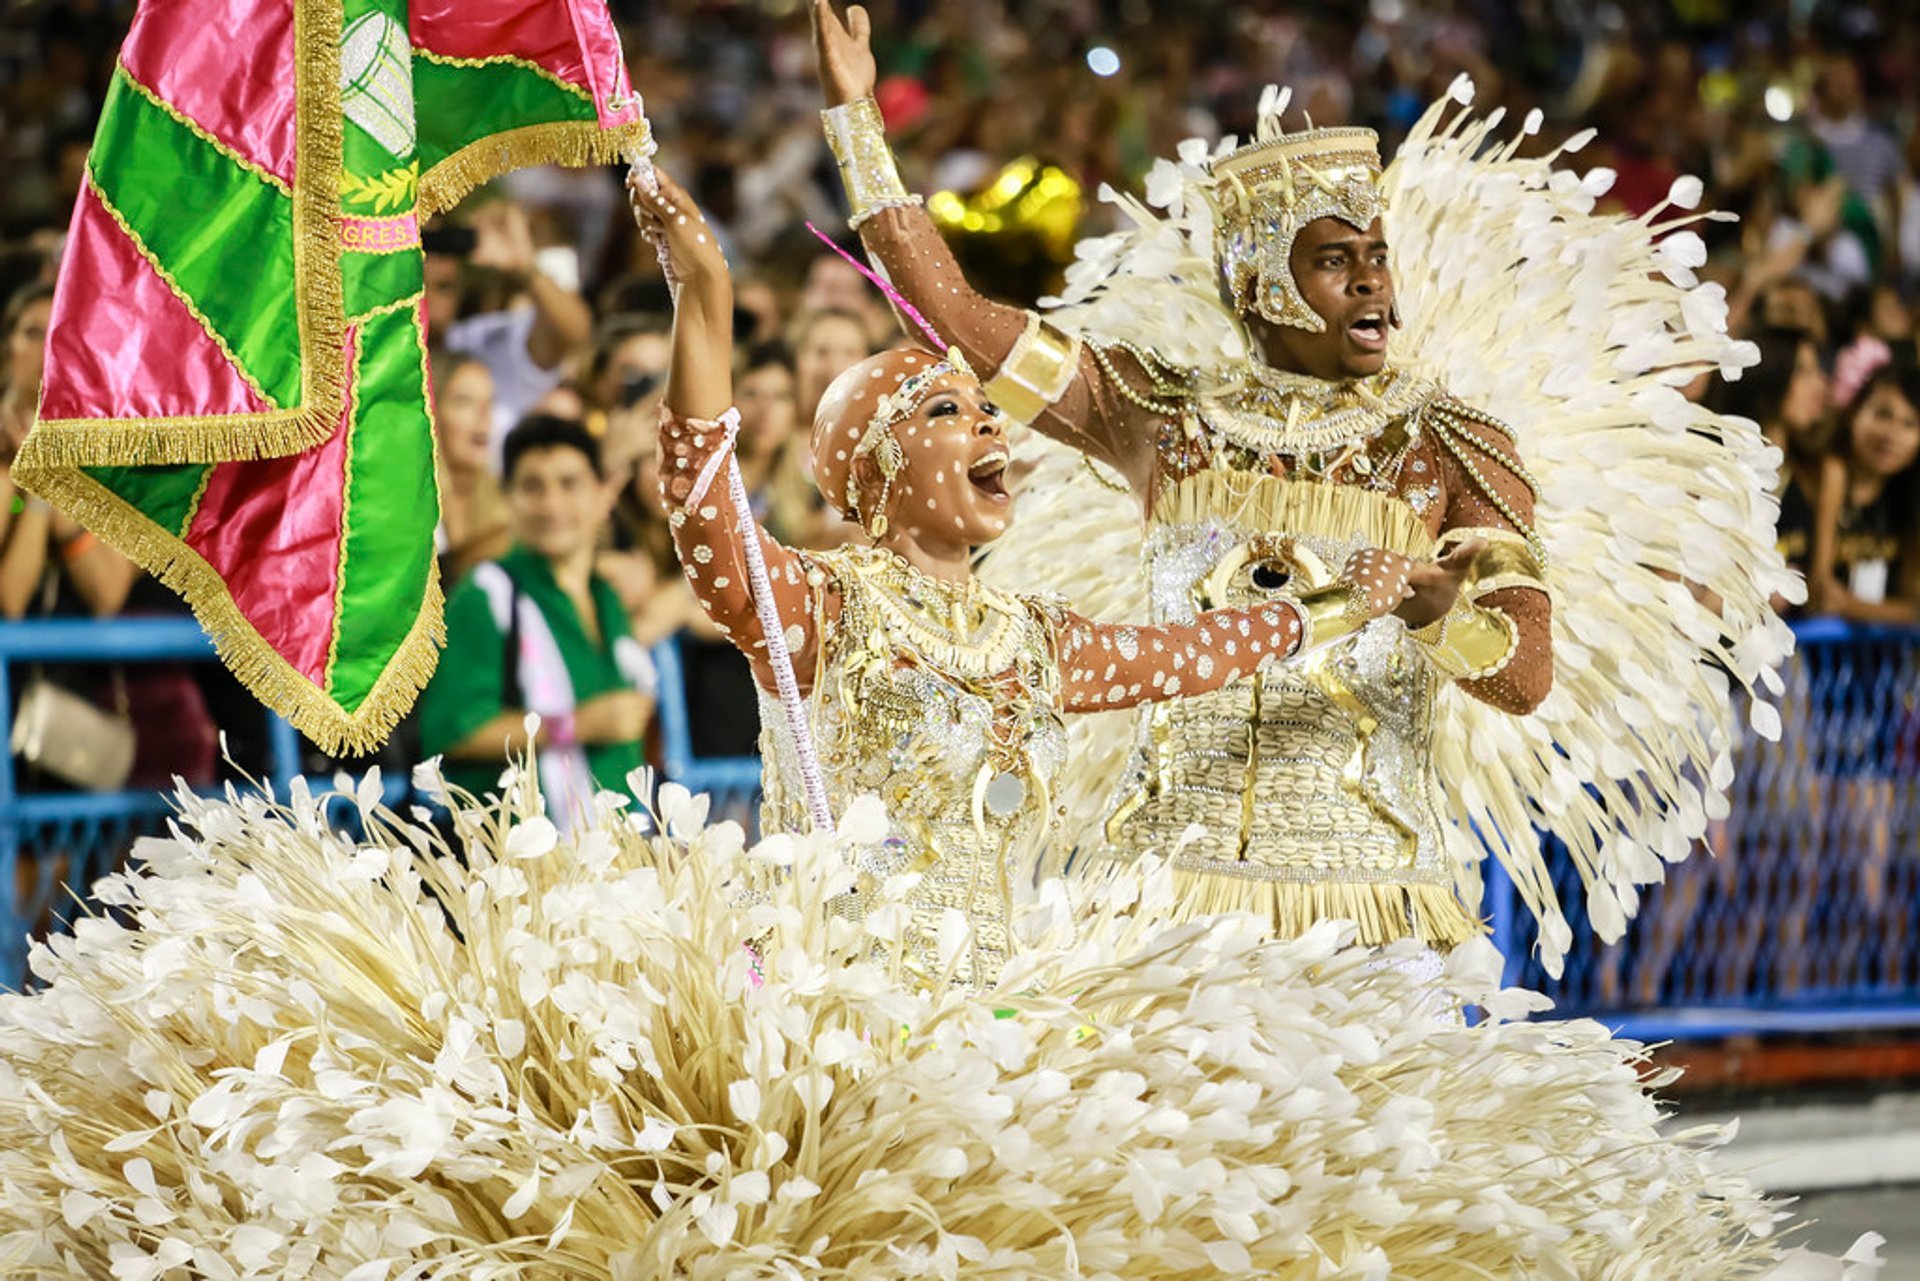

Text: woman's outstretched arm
xmin=632 ymin=170 xmax=825 ymax=694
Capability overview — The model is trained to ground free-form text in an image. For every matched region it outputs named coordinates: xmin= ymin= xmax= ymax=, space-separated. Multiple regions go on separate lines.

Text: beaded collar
xmin=1196 ymin=363 xmax=1436 ymax=458
xmin=836 ymin=547 xmax=1034 ymax=681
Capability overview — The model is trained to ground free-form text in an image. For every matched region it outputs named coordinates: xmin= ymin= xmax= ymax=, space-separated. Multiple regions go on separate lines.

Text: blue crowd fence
xmin=0 ymin=623 xmax=763 ymax=991
xmin=1486 ymin=618 xmax=1920 ymax=1039
xmin=4 ymin=619 xmax=1917 ymax=1045
xmin=0 ymin=618 xmax=302 ymax=990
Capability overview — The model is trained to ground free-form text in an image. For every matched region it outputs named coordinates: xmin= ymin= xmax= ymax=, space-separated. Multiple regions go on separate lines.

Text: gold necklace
xmin=1199 ymin=364 xmax=1434 ymax=457
xmin=853 ymin=549 xmax=1030 ymax=679
xmin=837 ymin=548 xmax=1051 ymax=825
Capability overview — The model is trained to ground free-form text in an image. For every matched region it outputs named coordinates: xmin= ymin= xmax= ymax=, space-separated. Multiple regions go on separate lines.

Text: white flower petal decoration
xmin=1668 ymin=174 xmax=1705 ymax=209
xmin=0 ymin=771 xmax=1859 ymax=1278
xmin=505 ymin=817 xmax=558 ymax=861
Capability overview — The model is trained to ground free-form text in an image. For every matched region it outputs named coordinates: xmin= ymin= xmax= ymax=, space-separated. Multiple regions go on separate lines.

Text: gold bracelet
xmin=1292 ymin=582 xmax=1371 ymax=650
xmin=821 ymin=97 xmax=921 ymax=229
xmin=984 ymin=312 xmax=1083 ymax=425
xmin=1438 ymin=527 xmax=1549 ymax=605
xmin=1410 ymin=600 xmax=1518 ymax=681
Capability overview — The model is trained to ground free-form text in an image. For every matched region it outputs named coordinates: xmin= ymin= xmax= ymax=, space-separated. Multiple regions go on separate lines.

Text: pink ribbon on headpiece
xmin=1832 ymin=336 xmax=1892 ymax=411
xmin=806 ymin=222 xmax=951 ymax=352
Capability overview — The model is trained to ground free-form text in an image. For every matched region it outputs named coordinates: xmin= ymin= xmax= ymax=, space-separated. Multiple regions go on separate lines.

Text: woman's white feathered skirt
xmin=0 ymin=771 xmax=1880 ymax=1279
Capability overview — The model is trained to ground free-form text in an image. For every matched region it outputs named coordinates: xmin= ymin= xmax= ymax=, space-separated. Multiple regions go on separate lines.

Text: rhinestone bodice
xmin=758 ymin=548 xmax=1067 ymax=987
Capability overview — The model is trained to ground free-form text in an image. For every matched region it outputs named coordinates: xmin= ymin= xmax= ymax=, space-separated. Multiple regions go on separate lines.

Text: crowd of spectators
xmin=0 ymin=0 xmax=1915 ymax=801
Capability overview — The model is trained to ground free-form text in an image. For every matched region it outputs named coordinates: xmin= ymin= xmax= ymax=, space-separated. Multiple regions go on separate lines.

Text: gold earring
xmin=866 ymin=429 xmax=903 ymax=539
xmin=865 ymin=475 xmax=893 ymax=539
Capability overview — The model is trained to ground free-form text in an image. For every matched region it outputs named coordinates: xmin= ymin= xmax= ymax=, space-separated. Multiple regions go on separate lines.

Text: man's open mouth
xmin=968 ymin=449 xmax=1011 ymax=500
xmin=1347 ymin=310 xmax=1387 ymax=351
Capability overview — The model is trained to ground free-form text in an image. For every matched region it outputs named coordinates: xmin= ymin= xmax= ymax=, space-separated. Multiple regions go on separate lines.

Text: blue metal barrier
xmin=0 ymin=626 xmax=760 ymax=992
xmin=650 ymin=636 xmax=764 ymax=832
xmin=1487 ymin=619 xmax=1920 ymax=1038
xmin=7 ymin=617 xmax=1915 ymax=1040
xmin=0 ymin=618 xmax=305 ymax=990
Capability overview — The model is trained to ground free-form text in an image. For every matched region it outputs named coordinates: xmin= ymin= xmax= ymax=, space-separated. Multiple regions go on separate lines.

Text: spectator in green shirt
xmin=420 ymin=415 xmax=657 ymax=827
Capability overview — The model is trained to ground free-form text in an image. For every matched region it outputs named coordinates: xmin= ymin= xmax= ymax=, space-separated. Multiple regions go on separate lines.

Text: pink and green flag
xmin=15 ymin=0 xmax=650 ymax=754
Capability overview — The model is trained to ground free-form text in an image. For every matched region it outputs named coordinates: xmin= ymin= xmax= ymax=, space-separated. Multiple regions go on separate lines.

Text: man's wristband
xmin=821 ymin=97 xmax=921 ymax=229
xmin=1291 ymin=582 xmax=1371 ymax=650
xmin=1409 ymin=600 xmax=1518 ymax=681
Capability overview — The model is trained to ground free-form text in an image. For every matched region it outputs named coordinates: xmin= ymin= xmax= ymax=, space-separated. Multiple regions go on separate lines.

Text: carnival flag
xmin=14 ymin=0 xmax=651 ymax=754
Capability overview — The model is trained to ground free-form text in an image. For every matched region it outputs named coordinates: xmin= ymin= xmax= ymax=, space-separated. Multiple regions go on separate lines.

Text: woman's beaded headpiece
xmin=803 ymin=222 xmax=984 ymax=524
xmin=842 ymin=347 xmax=976 ymax=515
xmin=1212 ymin=122 xmax=1385 ymax=332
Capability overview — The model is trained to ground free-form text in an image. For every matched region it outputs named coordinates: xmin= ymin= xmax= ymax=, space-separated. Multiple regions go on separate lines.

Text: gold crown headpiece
xmin=1210 ymin=126 xmax=1385 ymax=332
xmin=843 ymin=346 xmax=976 ymax=517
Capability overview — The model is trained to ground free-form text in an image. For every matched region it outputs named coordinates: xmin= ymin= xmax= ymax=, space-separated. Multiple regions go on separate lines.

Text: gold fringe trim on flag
xmin=7 ymin=462 xmax=445 ymax=759
xmin=288 ymin=0 xmax=349 ymax=461
xmin=418 ymin=120 xmax=655 ymax=217
xmin=1137 ymin=865 xmax=1485 ymax=950
xmin=15 ymin=408 xmax=327 ymax=473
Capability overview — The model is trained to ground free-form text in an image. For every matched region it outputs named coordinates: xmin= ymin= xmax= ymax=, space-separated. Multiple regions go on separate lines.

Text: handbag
xmin=8 ymin=572 xmax=137 ymax=793
xmin=11 ymin=676 xmax=137 ymax=792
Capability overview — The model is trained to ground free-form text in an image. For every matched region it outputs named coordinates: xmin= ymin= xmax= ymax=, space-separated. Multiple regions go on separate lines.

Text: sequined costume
xmin=823 ymin=103 xmax=1550 ymax=952
xmin=658 ymin=405 xmax=1315 ymax=985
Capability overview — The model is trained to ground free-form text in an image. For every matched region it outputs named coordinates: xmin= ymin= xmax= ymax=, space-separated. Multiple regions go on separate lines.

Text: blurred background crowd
xmin=0 ymin=0 xmax=1913 ymax=804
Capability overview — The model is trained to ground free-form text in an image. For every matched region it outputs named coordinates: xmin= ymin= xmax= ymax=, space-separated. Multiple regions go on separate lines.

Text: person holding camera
xmin=423 ymin=201 xmax=595 ymax=462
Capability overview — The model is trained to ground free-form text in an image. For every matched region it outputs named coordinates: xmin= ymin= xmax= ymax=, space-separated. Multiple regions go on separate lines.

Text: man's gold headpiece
xmin=1211 ymin=126 xmax=1385 ymax=333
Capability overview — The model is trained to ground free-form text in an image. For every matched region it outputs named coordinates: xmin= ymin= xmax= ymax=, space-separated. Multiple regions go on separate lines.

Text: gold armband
xmin=1290 ymin=582 xmax=1372 ymax=652
xmin=821 ymin=97 xmax=921 ymax=229
xmin=1409 ymin=600 xmax=1518 ymax=681
xmin=983 ymin=313 xmax=1083 ymax=426
xmin=1439 ymin=527 xmax=1549 ymax=603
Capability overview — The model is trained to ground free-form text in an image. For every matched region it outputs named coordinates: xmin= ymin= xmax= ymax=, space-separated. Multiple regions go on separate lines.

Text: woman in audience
xmin=432 ymin=350 xmax=513 ymax=585
xmin=0 ymin=283 xmax=54 ymax=545
xmin=0 ymin=284 xmax=136 ymax=623
xmin=789 ymin=306 xmax=873 ymax=425
xmin=1801 ymin=358 xmax=1920 ymax=987
xmin=1806 ymin=360 xmax=1920 ymax=622
xmin=1711 ymin=327 xmax=1832 ymax=600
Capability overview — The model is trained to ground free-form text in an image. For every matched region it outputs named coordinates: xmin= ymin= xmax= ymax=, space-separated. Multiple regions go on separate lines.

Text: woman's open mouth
xmin=968 ymin=449 xmax=1011 ymax=501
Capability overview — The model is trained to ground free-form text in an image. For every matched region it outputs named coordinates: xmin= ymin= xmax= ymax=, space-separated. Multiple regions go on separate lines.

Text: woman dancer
xmin=631 ymin=165 xmax=1415 ymax=986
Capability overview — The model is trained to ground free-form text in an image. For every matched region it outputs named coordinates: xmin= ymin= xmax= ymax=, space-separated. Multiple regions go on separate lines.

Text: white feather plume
xmin=0 ymin=773 xmax=1858 ymax=1277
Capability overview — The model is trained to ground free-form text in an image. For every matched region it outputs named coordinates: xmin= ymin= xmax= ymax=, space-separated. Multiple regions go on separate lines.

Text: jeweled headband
xmin=803 ymin=223 xmax=986 ymax=521
xmin=841 ymin=347 xmax=977 ymax=515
